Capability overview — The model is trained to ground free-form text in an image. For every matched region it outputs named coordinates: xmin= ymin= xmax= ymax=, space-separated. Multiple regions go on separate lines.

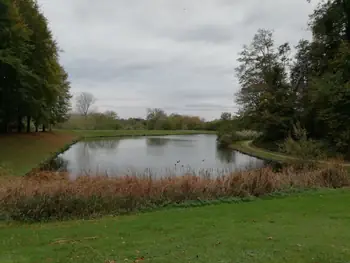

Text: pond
xmin=55 ymin=134 xmax=267 ymax=178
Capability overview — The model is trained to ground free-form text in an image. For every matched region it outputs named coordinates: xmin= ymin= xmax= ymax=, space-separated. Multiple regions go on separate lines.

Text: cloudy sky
xmin=38 ymin=0 xmax=320 ymax=120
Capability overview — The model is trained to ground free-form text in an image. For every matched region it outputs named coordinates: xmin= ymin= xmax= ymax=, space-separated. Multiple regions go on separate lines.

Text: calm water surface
xmin=56 ymin=134 xmax=266 ymax=178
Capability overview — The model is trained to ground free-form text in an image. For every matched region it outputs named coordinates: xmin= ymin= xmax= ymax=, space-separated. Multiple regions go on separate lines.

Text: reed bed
xmin=0 ymin=165 xmax=349 ymax=222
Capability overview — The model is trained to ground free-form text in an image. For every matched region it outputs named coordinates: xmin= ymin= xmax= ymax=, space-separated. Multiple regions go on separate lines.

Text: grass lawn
xmin=65 ymin=129 xmax=216 ymax=138
xmin=231 ymin=140 xmax=350 ymax=169
xmin=1 ymin=189 xmax=350 ymax=263
xmin=0 ymin=132 xmax=77 ymax=176
xmin=231 ymin=140 xmax=295 ymax=163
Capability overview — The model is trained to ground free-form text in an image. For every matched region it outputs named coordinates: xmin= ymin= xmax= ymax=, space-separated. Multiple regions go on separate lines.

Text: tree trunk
xmin=42 ymin=124 xmax=46 ymax=132
xmin=1 ymin=119 xmax=7 ymax=133
xmin=17 ymin=116 xmax=22 ymax=133
xmin=35 ymin=123 xmax=38 ymax=132
xmin=26 ymin=116 xmax=31 ymax=133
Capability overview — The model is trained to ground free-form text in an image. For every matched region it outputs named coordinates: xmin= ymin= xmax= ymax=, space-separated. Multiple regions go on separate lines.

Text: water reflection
xmin=84 ymin=139 xmax=120 ymax=149
xmin=146 ymin=137 xmax=169 ymax=147
xmin=215 ymin=146 xmax=236 ymax=163
xmin=57 ymin=134 xmax=266 ymax=177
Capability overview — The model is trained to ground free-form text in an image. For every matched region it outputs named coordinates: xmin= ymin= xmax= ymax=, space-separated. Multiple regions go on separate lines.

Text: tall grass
xmin=0 ymin=165 xmax=348 ymax=222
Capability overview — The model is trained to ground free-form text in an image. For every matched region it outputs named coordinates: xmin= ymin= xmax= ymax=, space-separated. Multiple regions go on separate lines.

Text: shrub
xmin=0 ymin=166 xmax=348 ymax=222
xmin=279 ymin=123 xmax=326 ymax=168
xmin=217 ymin=129 xmax=261 ymax=147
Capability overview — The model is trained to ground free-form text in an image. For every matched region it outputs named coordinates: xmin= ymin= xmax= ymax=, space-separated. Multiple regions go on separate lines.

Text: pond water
xmin=55 ymin=134 xmax=267 ymax=178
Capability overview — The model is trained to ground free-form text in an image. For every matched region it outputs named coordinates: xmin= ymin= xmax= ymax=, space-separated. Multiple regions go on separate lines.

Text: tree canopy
xmin=235 ymin=0 xmax=350 ymax=158
xmin=0 ymin=0 xmax=71 ymax=133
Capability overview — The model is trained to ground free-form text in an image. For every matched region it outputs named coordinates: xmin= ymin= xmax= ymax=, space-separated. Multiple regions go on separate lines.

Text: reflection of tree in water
xmin=147 ymin=137 xmax=194 ymax=148
xmin=76 ymin=142 xmax=91 ymax=172
xmin=43 ymin=156 xmax=69 ymax=171
xmin=146 ymin=137 xmax=169 ymax=147
xmin=216 ymin=147 xmax=236 ymax=163
xmin=84 ymin=139 xmax=120 ymax=150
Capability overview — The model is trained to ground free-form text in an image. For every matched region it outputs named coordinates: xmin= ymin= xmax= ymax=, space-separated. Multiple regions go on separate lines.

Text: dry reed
xmin=0 ymin=165 xmax=349 ymax=222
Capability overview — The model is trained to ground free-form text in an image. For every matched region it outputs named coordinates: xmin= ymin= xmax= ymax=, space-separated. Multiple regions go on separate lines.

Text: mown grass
xmin=0 ymin=132 xmax=77 ymax=176
xmin=1 ymin=188 xmax=350 ymax=263
xmin=232 ymin=140 xmax=350 ymax=173
xmin=1 ymin=165 xmax=348 ymax=222
xmin=231 ymin=140 xmax=295 ymax=163
xmin=63 ymin=129 xmax=216 ymax=138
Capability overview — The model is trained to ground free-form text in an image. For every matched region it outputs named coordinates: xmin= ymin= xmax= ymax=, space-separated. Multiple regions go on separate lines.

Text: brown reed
xmin=0 ymin=164 xmax=348 ymax=222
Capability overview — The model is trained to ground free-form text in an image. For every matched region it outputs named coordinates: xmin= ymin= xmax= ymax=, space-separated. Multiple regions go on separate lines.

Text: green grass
xmin=231 ymin=140 xmax=295 ymax=163
xmin=1 ymin=189 xmax=350 ymax=263
xmin=231 ymin=141 xmax=350 ymax=171
xmin=0 ymin=132 xmax=77 ymax=176
xmin=65 ymin=129 xmax=216 ymax=138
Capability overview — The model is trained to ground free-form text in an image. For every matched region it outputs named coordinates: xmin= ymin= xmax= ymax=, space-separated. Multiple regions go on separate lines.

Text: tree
xmin=0 ymin=0 xmax=71 ymax=133
xmin=76 ymin=92 xmax=96 ymax=117
xmin=220 ymin=112 xmax=232 ymax=121
xmin=146 ymin=108 xmax=167 ymax=130
xmin=235 ymin=29 xmax=295 ymax=142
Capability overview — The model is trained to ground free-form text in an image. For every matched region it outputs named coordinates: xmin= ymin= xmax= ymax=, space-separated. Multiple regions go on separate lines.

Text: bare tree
xmin=76 ymin=92 xmax=96 ymax=117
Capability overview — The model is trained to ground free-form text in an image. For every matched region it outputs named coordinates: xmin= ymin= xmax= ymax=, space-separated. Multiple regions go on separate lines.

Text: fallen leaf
xmin=267 ymin=236 xmax=273 ymax=240
xmin=134 ymin=256 xmax=145 ymax=262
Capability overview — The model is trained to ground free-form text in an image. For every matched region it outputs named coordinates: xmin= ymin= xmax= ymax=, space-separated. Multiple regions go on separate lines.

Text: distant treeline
xmin=55 ymin=108 xmax=221 ymax=131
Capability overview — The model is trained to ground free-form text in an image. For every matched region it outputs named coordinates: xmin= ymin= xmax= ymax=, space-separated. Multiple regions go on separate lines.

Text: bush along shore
xmin=1 ymin=164 xmax=348 ymax=222
xmin=25 ymin=139 xmax=80 ymax=176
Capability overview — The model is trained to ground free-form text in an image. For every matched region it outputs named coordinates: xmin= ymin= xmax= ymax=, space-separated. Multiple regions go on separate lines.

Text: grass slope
xmin=1 ymin=189 xmax=350 ymax=263
xmin=231 ymin=140 xmax=295 ymax=162
xmin=0 ymin=132 xmax=77 ymax=176
xmin=232 ymin=140 xmax=350 ymax=168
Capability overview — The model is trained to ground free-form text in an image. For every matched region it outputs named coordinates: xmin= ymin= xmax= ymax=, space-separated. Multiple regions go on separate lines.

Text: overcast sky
xmin=38 ymin=0 xmax=320 ymax=120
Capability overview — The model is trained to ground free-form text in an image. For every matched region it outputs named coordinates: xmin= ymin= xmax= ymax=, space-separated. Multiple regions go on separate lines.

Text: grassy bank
xmin=231 ymin=141 xmax=350 ymax=170
xmin=230 ymin=140 xmax=295 ymax=163
xmin=1 ymin=189 xmax=350 ymax=263
xmin=65 ymin=129 xmax=216 ymax=138
xmin=0 ymin=132 xmax=77 ymax=176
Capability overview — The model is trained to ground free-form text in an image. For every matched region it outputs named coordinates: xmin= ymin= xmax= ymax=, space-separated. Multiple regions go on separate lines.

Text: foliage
xmin=0 ymin=0 xmax=71 ymax=133
xmin=216 ymin=112 xmax=260 ymax=147
xmin=0 ymin=165 xmax=348 ymax=222
xmin=57 ymin=108 xmax=213 ymax=131
xmin=235 ymin=1 xmax=350 ymax=159
xmin=279 ymin=123 xmax=326 ymax=168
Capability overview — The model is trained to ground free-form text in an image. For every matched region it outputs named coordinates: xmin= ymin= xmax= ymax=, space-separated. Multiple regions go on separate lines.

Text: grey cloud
xmin=171 ymin=24 xmax=234 ymax=44
xmin=38 ymin=0 xmax=319 ymax=120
